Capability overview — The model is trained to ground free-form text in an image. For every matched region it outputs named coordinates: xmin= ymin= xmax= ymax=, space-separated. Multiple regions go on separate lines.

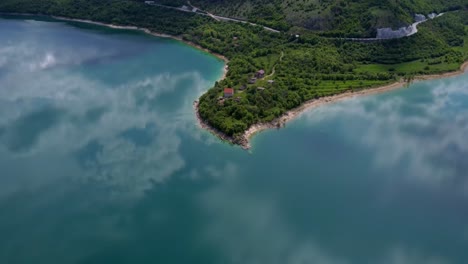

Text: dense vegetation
xmin=0 ymin=0 xmax=209 ymax=35
xmin=0 ymin=0 xmax=467 ymax=141
xmin=190 ymin=0 xmax=468 ymax=37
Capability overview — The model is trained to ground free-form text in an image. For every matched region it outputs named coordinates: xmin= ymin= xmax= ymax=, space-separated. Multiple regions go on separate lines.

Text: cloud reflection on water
xmin=0 ymin=18 xmax=467 ymax=264
xmin=300 ymin=76 xmax=468 ymax=193
xmin=0 ymin=34 xmax=215 ymax=198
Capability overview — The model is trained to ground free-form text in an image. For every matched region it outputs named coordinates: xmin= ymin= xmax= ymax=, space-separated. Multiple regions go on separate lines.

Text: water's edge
xmin=2 ymin=13 xmax=467 ymax=151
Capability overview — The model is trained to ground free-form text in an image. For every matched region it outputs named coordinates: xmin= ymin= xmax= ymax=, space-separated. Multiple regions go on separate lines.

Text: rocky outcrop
xmin=376 ymin=13 xmax=441 ymax=39
xmin=414 ymin=14 xmax=426 ymax=22
xmin=377 ymin=25 xmax=417 ymax=39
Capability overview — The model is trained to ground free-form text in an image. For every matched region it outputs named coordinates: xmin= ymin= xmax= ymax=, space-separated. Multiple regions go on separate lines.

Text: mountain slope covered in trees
xmin=188 ymin=0 xmax=467 ymax=36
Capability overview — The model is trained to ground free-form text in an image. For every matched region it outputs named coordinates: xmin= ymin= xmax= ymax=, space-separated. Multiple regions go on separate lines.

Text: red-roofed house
xmin=224 ymin=88 xmax=234 ymax=98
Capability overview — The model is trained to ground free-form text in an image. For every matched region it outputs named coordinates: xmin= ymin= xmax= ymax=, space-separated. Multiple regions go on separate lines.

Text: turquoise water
xmin=1 ymin=17 xmax=468 ymax=264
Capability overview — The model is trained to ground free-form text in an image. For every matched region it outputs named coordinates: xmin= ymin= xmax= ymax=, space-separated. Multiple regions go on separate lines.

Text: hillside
xmin=0 ymin=0 xmax=467 ymax=146
xmin=188 ymin=0 xmax=467 ymax=37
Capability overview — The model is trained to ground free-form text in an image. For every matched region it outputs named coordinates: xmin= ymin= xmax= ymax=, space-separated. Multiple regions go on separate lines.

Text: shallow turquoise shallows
xmin=1 ymin=17 xmax=468 ymax=264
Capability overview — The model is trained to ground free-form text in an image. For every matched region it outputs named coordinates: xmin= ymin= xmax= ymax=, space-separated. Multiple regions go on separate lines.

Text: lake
xmin=0 ymin=17 xmax=467 ymax=264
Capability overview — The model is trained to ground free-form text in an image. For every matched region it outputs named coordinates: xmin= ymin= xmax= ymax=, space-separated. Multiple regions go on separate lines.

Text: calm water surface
xmin=1 ymin=17 xmax=468 ymax=264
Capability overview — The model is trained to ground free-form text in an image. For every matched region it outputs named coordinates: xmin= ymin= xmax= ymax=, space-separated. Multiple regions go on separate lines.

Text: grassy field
xmin=357 ymin=28 xmax=468 ymax=75
xmin=355 ymin=61 xmax=461 ymax=75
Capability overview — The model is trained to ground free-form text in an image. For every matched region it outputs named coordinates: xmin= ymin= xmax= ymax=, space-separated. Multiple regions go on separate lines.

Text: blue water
xmin=1 ymin=17 xmax=468 ymax=264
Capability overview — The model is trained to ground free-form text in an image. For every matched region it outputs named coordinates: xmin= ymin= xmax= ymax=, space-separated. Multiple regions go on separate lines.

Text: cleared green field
xmin=355 ymin=60 xmax=461 ymax=75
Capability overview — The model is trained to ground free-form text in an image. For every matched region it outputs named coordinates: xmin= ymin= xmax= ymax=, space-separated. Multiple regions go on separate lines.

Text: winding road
xmin=146 ymin=2 xmax=447 ymax=41
xmin=145 ymin=1 xmax=280 ymax=33
xmin=187 ymin=1 xmax=280 ymax=33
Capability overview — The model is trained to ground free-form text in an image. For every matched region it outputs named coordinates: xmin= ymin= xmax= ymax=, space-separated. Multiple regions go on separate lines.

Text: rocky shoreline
xmin=193 ymin=100 xmax=250 ymax=149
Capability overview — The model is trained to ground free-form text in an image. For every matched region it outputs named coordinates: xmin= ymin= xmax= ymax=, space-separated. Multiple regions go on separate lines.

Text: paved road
xmin=334 ymin=13 xmax=445 ymax=42
xmin=146 ymin=1 xmax=280 ymax=33
xmin=146 ymin=2 xmax=445 ymax=40
xmin=211 ymin=15 xmax=280 ymax=33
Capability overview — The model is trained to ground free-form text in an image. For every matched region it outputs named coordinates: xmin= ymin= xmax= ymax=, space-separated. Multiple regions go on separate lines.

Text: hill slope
xmin=0 ymin=0 xmax=467 ymax=145
xmin=188 ymin=0 xmax=467 ymax=36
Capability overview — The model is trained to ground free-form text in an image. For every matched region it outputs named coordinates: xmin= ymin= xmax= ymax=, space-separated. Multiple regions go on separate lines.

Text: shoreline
xmin=2 ymin=12 xmax=234 ymax=143
xmin=199 ymin=61 xmax=468 ymax=150
xmin=0 ymin=13 xmax=230 ymax=64
xmin=52 ymin=16 xmax=230 ymax=64
xmin=242 ymin=61 xmax=468 ymax=149
xmin=2 ymin=13 xmax=466 ymax=150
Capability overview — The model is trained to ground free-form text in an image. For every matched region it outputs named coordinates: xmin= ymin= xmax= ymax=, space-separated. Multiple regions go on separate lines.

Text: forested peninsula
xmin=1 ymin=0 xmax=467 ymax=148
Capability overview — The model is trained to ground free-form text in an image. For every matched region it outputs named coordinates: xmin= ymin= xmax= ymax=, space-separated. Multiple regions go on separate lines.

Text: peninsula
xmin=1 ymin=0 xmax=467 ymax=149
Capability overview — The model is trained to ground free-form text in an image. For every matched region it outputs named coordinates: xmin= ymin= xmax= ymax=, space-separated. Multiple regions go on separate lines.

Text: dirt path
xmin=266 ymin=51 xmax=284 ymax=78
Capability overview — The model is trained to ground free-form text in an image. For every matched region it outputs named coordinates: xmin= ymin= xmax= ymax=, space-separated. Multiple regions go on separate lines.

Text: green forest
xmin=0 ymin=0 xmax=467 ymax=142
xmin=189 ymin=0 xmax=468 ymax=36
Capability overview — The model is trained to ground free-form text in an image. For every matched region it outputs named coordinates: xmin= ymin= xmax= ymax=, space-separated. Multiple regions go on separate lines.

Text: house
xmin=224 ymin=88 xmax=234 ymax=98
xmin=239 ymin=84 xmax=247 ymax=90
xmin=235 ymin=97 xmax=242 ymax=102
xmin=249 ymin=77 xmax=257 ymax=84
xmin=256 ymin=69 xmax=265 ymax=78
xmin=267 ymin=80 xmax=275 ymax=85
xmin=257 ymin=87 xmax=265 ymax=91
xmin=192 ymin=7 xmax=198 ymax=12
xmin=181 ymin=5 xmax=190 ymax=10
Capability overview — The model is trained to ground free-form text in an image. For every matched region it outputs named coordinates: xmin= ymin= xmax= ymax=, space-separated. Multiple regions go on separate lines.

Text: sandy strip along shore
xmin=240 ymin=61 xmax=468 ymax=149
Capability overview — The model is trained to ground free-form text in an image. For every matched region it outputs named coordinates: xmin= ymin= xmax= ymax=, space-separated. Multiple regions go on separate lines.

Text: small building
xmin=181 ymin=5 xmax=190 ymax=10
xmin=192 ymin=7 xmax=198 ymax=12
xmin=249 ymin=77 xmax=257 ymax=84
xmin=256 ymin=69 xmax=265 ymax=78
xmin=144 ymin=1 xmax=155 ymax=4
xmin=224 ymin=88 xmax=234 ymax=98
xmin=257 ymin=87 xmax=265 ymax=91
xmin=234 ymin=97 xmax=242 ymax=102
xmin=239 ymin=84 xmax=247 ymax=90
xmin=267 ymin=80 xmax=275 ymax=85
